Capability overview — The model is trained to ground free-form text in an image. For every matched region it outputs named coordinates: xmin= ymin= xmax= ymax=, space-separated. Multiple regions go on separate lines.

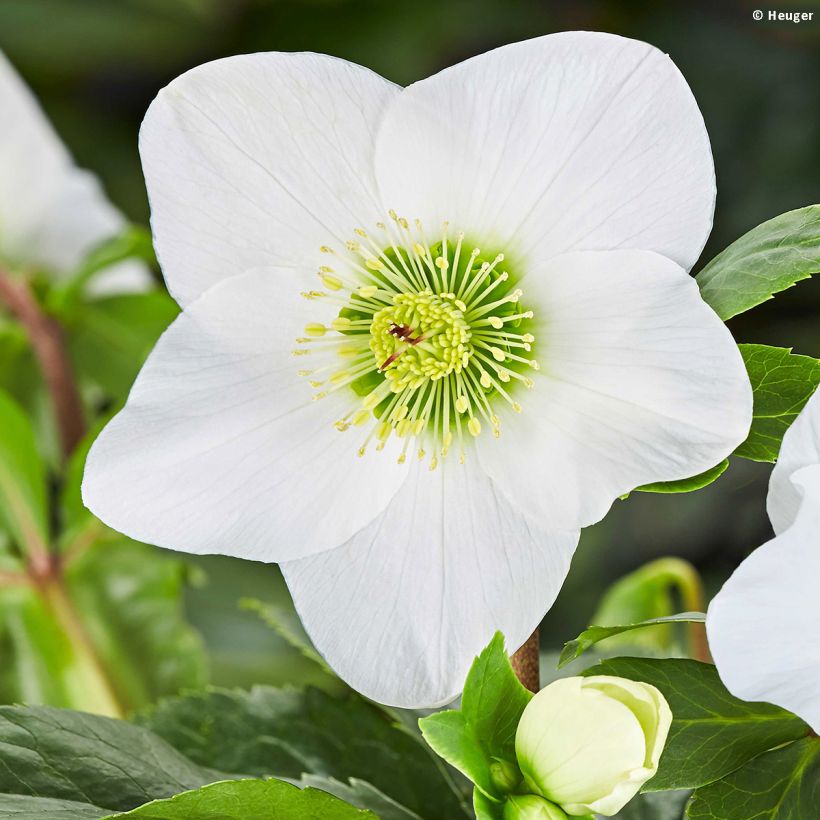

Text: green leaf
xmin=559 ymin=613 xmax=705 ymax=668
xmin=420 ymin=711 xmax=498 ymax=800
xmin=0 ymin=794 xmax=107 ymax=819
xmin=240 ymin=597 xmax=331 ymax=675
xmin=0 ymin=404 xmax=203 ymax=715
xmin=49 ymin=226 xmax=157 ymax=311
xmin=420 ymin=633 xmax=532 ymax=801
xmin=580 ymin=658 xmax=809 ymax=791
xmin=299 ymin=776 xmax=423 ymax=820
xmin=105 ymin=779 xmax=375 ymax=819
xmin=67 ymin=290 xmax=178 ymax=401
xmin=461 ymin=632 xmax=533 ymax=762
xmin=0 ymin=705 xmax=223 ymax=811
xmin=635 ymin=460 xmax=729 ymax=494
xmin=473 ymin=788 xmax=505 ymax=820
xmin=0 ymin=583 xmax=121 ymax=713
xmin=0 ymin=389 xmax=49 ymax=554
xmin=135 ymin=685 xmax=470 ymax=819
xmin=588 ymin=558 xmax=706 ymax=657
xmin=57 ymin=417 xmax=114 ymax=543
xmin=0 ymin=418 xmax=205 ymax=716
xmin=63 ymin=538 xmax=207 ymax=712
xmin=613 ymin=789 xmax=689 ymax=819
xmin=687 ymin=737 xmax=820 ymax=819
xmin=696 ymin=204 xmax=820 ymax=320
xmin=735 ymin=344 xmax=820 ymax=462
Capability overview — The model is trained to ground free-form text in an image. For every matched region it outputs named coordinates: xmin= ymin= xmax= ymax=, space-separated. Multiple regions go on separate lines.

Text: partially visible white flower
xmin=83 ymin=33 xmax=752 ymax=707
xmin=0 ymin=50 xmax=150 ymax=294
xmin=708 ymin=386 xmax=820 ymax=731
xmin=515 ymin=676 xmax=671 ymax=816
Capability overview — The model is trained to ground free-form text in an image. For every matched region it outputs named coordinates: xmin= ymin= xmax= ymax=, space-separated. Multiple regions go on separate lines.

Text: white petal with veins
xmin=140 ymin=52 xmax=399 ymax=306
xmin=375 ymin=32 xmax=714 ymax=272
xmin=283 ymin=455 xmax=579 ymax=708
xmin=83 ymin=267 xmax=407 ymax=561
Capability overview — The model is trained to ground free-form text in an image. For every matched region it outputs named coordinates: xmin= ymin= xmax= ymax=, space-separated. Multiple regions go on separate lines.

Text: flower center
xmin=370 ymin=292 xmax=471 ymax=387
xmin=294 ymin=213 xmax=538 ymax=468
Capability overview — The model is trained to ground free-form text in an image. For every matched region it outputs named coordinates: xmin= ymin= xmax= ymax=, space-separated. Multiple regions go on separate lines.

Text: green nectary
xmin=295 ymin=217 xmax=539 ymax=466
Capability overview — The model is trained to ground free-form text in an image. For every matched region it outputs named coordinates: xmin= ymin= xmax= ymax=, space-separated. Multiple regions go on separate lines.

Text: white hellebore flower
xmin=708 ymin=385 xmax=820 ymax=731
xmin=515 ymin=676 xmax=672 ymax=816
xmin=0 ymin=50 xmax=149 ymax=293
xmin=82 ymin=33 xmax=752 ymax=707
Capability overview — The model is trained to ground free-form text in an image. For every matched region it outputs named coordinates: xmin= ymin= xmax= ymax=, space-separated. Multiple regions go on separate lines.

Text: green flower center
xmin=294 ymin=213 xmax=538 ymax=468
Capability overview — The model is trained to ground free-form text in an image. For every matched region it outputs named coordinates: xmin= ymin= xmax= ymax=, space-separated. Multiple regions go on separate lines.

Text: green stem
xmin=648 ymin=557 xmax=710 ymax=662
xmin=0 ymin=267 xmax=121 ymax=715
xmin=37 ymin=571 xmax=123 ymax=718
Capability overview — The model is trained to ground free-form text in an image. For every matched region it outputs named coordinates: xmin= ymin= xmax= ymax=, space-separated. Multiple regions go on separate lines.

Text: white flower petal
xmin=476 ymin=250 xmax=752 ymax=531
xmin=140 ymin=52 xmax=399 ymax=307
xmin=281 ymin=456 xmax=579 ymax=708
xmin=374 ymin=32 xmax=714 ymax=271
xmin=0 ymin=50 xmax=68 ymax=264
xmin=768 ymin=386 xmax=820 ymax=534
xmin=82 ymin=267 xmax=407 ymax=562
xmin=31 ymin=170 xmax=152 ymax=291
xmin=0 ymin=52 xmax=150 ymax=288
xmin=708 ymin=466 xmax=820 ymax=732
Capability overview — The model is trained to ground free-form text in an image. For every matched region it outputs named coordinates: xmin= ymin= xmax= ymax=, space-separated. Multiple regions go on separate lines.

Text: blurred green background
xmin=2 ymin=0 xmax=817 ymax=687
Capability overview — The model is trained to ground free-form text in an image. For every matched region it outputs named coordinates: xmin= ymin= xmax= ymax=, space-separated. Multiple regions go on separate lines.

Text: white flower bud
xmin=503 ymin=794 xmax=568 ymax=820
xmin=515 ymin=676 xmax=672 ymax=816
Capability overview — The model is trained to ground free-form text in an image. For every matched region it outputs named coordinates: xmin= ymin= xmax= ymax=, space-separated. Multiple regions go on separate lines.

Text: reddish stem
xmin=511 ymin=628 xmax=540 ymax=693
xmin=0 ymin=270 xmax=86 ymax=458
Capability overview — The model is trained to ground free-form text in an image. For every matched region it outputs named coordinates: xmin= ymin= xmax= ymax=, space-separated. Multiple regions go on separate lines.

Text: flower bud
xmin=503 ymin=794 xmax=568 ymax=820
xmin=515 ymin=676 xmax=671 ymax=816
xmin=490 ymin=758 xmax=522 ymax=793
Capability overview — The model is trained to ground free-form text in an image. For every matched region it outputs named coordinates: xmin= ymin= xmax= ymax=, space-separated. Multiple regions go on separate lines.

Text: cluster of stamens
xmin=293 ymin=212 xmax=538 ymax=468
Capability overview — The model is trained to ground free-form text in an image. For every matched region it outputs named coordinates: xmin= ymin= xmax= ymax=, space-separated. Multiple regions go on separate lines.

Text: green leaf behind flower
xmin=67 ymin=290 xmax=178 ymax=402
xmin=0 ymin=794 xmax=107 ymax=819
xmin=635 ymin=460 xmax=729 ymax=495
xmin=473 ymin=788 xmax=505 ymax=820
xmin=239 ymin=597 xmax=331 ymax=675
xmin=687 ymin=737 xmax=820 ymax=819
xmin=581 ymin=658 xmax=809 ymax=791
xmin=559 ymin=613 xmax=705 ymax=668
xmin=0 ymin=706 xmax=223 ymax=811
xmin=299 ymin=776 xmax=423 ymax=820
xmin=104 ymin=779 xmax=375 ymax=820
xmin=63 ymin=538 xmax=207 ymax=711
xmin=420 ymin=633 xmax=532 ymax=802
xmin=697 ymin=205 xmax=820 ymax=320
xmin=461 ymin=633 xmax=533 ymax=762
xmin=734 ymin=344 xmax=820 ymax=462
xmin=135 ymin=685 xmax=470 ymax=820
xmin=0 ymin=389 xmax=49 ymax=554
xmin=0 ymin=418 xmax=206 ymax=715
xmin=613 ymin=789 xmax=689 ymax=819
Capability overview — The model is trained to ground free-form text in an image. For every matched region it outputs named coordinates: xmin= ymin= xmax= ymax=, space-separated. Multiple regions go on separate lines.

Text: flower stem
xmin=0 ymin=268 xmax=86 ymax=458
xmin=0 ymin=570 xmax=29 ymax=586
xmin=0 ymin=269 xmax=121 ymax=716
xmin=35 ymin=566 xmax=124 ymax=718
xmin=511 ymin=628 xmax=540 ymax=692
